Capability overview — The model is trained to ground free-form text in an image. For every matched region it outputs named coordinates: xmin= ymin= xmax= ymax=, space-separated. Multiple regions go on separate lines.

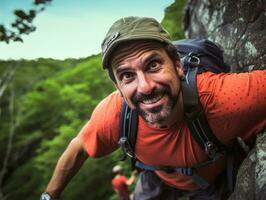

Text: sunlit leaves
xmin=0 ymin=55 xmax=117 ymax=199
xmin=0 ymin=0 xmax=52 ymax=43
xmin=161 ymin=0 xmax=185 ymax=40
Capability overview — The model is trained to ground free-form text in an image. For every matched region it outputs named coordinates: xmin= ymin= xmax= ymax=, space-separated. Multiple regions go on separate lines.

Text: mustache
xmin=132 ymin=87 xmax=170 ymax=105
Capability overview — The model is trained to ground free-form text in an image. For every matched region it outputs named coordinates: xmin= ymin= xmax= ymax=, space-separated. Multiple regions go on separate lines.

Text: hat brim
xmin=102 ymin=34 xmax=174 ymax=69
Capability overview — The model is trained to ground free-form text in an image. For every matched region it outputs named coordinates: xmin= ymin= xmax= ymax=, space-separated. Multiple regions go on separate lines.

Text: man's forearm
xmin=45 ymin=137 xmax=88 ymax=198
xmin=126 ymin=170 xmax=137 ymax=186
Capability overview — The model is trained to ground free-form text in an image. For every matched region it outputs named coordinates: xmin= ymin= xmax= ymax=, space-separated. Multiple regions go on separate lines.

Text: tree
xmin=0 ymin=0 xmax=52 ymax=43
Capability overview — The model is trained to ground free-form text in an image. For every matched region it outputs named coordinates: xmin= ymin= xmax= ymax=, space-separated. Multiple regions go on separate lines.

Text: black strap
xmin=135 ymin=161 xmax=210 ymax=189
xmin=227 ymin=154 xmax=235 ymax=192
xmin=181 ymin=62 xmax=228 ymax=159
xmin=129 ymin=104 xmax=138 ymax=168
xmin=119 ymin=101 xmax=138 ymax=163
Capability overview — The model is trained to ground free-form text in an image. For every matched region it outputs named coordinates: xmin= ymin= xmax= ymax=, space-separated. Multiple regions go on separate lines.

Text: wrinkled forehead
xmin=110 ymin=40 xmax=164 ymax=69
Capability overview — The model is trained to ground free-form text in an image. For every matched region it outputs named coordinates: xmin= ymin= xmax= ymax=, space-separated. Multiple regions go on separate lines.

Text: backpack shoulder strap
xmin=119 ymin=101 xmax=138 ymax=162
xmin=181 ymin=65 xmax=228 ymax=159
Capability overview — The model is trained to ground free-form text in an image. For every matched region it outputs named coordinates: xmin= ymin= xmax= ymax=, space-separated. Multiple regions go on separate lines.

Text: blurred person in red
xmin=112 ymin=165 xmax=137 ymax=200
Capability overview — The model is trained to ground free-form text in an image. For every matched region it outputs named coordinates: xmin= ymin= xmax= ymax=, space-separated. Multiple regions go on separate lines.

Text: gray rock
xmin=183 ymin=0 xmax=266 ymax=72
xmin=228 ymin=130 xmax=266 ymax=200
xmin=183 ymin=1 xmax=266 ymax=198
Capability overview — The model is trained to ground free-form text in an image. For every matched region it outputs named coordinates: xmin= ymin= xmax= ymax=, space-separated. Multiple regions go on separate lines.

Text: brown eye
xmin=148 ymin=60 xmax=161 ymax=71
xmin=120 ymin=72 xmax=134 ymax=83
xmin=150 ymin=61 xmax=158 ymax=68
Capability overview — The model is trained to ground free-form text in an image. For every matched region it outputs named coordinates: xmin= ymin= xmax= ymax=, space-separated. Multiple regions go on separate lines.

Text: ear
xmin=175 ymin=58 xmax=184 ymax=78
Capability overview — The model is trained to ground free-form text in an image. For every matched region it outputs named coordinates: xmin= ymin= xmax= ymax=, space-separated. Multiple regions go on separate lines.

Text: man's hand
xmin=126 ymin=170 xmax=138 ymax=186
xmin=131 ymin=170 xmax=138 ymax=176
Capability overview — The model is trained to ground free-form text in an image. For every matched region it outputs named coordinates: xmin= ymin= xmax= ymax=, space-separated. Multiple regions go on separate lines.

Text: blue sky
xmin=0 ymin=0 xmax=174 ymax=60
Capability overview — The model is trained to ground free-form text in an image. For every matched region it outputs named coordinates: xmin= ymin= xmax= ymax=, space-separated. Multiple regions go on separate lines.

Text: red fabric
xmin=112 ymin=175 xmax=130 ymax=200
xmin=82 ymin=70 xmax=266 ymax=191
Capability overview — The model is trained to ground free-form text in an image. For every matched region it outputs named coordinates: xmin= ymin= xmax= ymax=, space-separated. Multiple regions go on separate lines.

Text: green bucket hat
xmin=101 ymin=16 xmax=174 ymax=69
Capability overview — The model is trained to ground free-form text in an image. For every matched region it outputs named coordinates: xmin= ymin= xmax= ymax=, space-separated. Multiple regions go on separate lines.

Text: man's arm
xmin=45 ymin=135 xmax=89 ymax=199
xmin=126 ymin=170 xmax=138 ymax=186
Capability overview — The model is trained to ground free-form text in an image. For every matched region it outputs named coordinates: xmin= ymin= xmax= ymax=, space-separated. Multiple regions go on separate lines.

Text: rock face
xmin=228 ymin=131 xmax=266 ymax=200
xmin=183 ymin=1 xmax=266 ymax=199
xmin=183 ymin=0 xmax=266 ymax=72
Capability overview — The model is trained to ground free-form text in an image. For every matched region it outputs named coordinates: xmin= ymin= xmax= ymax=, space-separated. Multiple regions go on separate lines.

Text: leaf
xmin=14 ymin=10 xmax=28 ymax=19
xmin=29 ymin=10 xmax=36 ymax=18
xmin=0 ymin=25 xmax=7 ymax=41
xmin=26 ymin=10 xmax=36 ymax=23
xmin=34 ymin=0 xmax=51 ymax=5
xmin=0 ymin=24 xmax=6 ymax=32
xmin=11 ymin=21 xmax=19 ymax=28
xmin=13 ymin=37 xmax=23 ymax=42
xmin=30 ymin=26 xmax=37 ymax=32
xmin=40 ymin=7 xmax=45 ymax=12
xmin=34 ymin=0 xmax=45 ymax=5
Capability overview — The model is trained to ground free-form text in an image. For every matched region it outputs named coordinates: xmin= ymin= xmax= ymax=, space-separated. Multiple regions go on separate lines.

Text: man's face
xmin=111 ymin=41 xmax=183 ymax=126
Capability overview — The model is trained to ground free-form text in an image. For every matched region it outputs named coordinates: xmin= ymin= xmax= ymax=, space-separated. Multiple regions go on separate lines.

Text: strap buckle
xmin=118 ymin=137 xmax=135 ymax=159
xmin=161 ymin=166 xmax=194 ymax=176
xmin=187 ymin=53 xmax=200 ymax=67
xmin=180 ymin=167 xmax=193 ymax=176
xmin=204 ymin=141 xmax=220 ymax=159
xmin=161 ymin=166 xmax=175 ymax=173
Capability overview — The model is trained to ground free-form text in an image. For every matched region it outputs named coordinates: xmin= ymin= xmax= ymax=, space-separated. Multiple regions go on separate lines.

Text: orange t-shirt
xmin=82 ymin=70 xmax=266 ymax=191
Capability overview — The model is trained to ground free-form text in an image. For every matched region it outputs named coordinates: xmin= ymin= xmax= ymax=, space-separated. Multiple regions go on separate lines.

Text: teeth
xmin=142 ymin=94 xmax=163 ymax=104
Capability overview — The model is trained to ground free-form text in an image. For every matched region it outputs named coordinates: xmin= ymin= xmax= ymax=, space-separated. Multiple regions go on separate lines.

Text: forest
xmin=0 ymin=1 xmax=185 ymax=199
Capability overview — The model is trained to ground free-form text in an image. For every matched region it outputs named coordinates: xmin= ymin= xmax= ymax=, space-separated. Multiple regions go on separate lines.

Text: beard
xmin=132 ymin=86 xmax=177 ymax=124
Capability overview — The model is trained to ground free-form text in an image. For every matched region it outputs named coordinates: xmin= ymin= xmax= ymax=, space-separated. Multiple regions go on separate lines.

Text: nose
xmin=136 ymin=73 xmax=155 ymax=95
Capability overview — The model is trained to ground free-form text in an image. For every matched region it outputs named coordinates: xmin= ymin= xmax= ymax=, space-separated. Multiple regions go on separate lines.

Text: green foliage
xmin=0 ymin=0 xmax=52 ymax=43
xmin=0 ymin=55 xmax=117 ymax=200
xmin=161 ymin=0 xmax=185 ymax=40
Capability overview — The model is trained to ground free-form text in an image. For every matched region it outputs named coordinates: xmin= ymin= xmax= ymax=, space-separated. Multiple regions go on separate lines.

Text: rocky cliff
xmin=183 ymin=0 xmax=266 ymax=72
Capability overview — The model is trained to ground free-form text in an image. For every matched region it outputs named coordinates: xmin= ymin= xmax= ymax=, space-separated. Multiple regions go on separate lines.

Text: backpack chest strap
xmin=135 ymin=161 xmax=214 ymax=189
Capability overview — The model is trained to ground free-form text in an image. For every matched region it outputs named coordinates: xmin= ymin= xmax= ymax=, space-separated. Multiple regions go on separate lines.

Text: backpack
xmin=118 ymin=38 xmax=238 ymax=190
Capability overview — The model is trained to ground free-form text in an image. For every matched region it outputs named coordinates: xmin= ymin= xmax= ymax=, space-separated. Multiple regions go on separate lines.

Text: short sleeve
xmin=81 ymin=91 xmax=123 ymax=157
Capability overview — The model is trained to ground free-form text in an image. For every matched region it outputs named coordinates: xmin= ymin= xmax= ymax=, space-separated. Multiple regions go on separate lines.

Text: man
xmin=112 ymin=165 xmax=137 ymax=200
xmin=40 ymin=16 xmax=266 ymax=200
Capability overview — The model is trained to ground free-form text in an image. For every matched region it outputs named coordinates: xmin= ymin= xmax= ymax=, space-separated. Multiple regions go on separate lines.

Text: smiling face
xmin=111 ymin=40 xmax=184 ymax=127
